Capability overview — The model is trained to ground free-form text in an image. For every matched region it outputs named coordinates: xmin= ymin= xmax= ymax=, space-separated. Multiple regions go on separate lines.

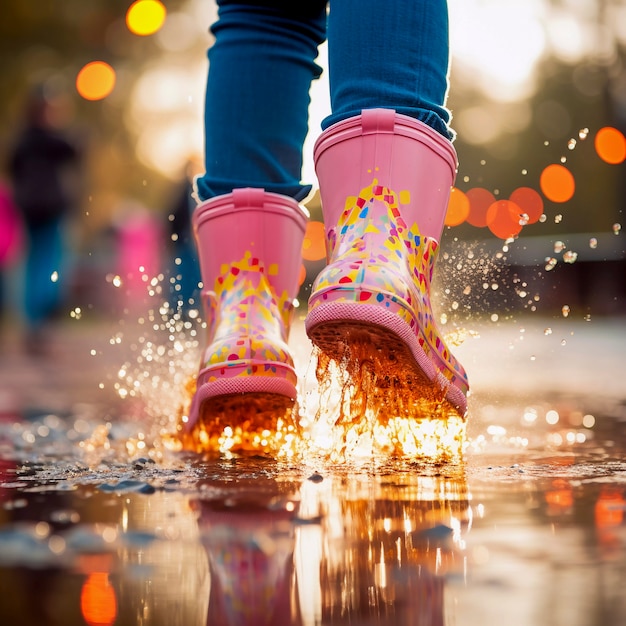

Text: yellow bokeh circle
xmin=76 ymin=61 xmax=116 ymax=101
xmin=126 ymin=0 xmax=167 ymax=36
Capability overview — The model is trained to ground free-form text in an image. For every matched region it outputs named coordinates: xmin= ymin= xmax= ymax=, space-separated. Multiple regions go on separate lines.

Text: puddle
xmin=1 ymin=295 xmax=626 ymax=625
xmin=1 ymin=389 xmax=626 ymax=626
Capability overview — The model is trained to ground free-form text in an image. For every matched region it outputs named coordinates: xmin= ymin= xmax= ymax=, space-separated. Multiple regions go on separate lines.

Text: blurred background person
xmin=6 ymin=84 xmax=82 ymax=355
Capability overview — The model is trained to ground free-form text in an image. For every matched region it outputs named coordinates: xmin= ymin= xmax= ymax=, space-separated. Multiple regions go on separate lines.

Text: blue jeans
xmin=23 ymin=219 xmax=65 ymax=330
xmin=195 ymin=0 xmax=452 ymax=203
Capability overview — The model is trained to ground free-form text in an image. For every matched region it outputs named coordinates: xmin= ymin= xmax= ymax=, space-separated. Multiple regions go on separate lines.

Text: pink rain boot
xmin=185 ymin=188 xmax=307 ymax=439
xmin=306 ymin=109 xmax=469 ymax=417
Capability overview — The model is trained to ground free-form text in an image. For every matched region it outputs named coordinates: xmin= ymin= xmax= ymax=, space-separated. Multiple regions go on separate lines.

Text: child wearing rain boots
xmin=184 ymin=0 xmax=469 ymax=449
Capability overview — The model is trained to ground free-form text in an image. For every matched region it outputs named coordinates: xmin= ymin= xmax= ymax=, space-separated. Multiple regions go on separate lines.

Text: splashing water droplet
xmin=584 ymin=314 xmax=591 ymax=322
xmin=51 ymin=271 xmax=59 ymax=283
xmin=613 ymin=223 xmax=621 ymax=235
xmin=545 ymin=257 xmax=558 ymax=271
xmin=567 ymin=138 xmax=576 ymax=150
xmin=554 ymin=241 xmax=566 ymax=253
xmin=589 ymin=237 xmax=598 ymax=249
xmin=554 ymin=215 xmax=563 ymax=224
xmin=562 ymin=305 xmax=570 ymax=318
xmin=544 ymin=327 xmax=552 ymax=335
xmin=579 ymin=128 xmax=589 ymax=140
xmin=563 ymin=250 xmax=578 ymax=263
xmin=539 ymin=214 xmax=547 ymax=223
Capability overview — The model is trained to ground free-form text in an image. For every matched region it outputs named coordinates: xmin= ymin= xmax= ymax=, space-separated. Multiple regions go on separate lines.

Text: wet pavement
xmin=1 ymin=312 xmax=626 ymax=626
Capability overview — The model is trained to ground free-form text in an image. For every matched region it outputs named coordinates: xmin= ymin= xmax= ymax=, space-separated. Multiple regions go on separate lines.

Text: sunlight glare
xmin=449 ymin=0 xmax=547 ymax=101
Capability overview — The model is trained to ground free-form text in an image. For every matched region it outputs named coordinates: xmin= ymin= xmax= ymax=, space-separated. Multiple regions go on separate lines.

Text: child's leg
xmin=187 ymin=2 xmax=327 ymax=439
xmin=325 ymin=0 xmax=453 ymax=138
xmin=195 ymin=0 xmax=328 ymax=203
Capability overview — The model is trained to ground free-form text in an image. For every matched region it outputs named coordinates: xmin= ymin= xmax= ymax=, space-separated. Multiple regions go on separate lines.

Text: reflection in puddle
xmin=295 ymin=469 xmax=469 ymax=625
xmin=2 ymin=412 xmax=626 ymax=625
xmin=0 ymin=457 xmax=469 ymax=626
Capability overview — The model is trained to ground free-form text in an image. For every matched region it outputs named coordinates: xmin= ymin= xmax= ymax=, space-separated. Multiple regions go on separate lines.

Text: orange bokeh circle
xmin=509 ymin=187 xmax=544 ymax=225
xmin=302 ymin=220 xmax=326 ymax=261
xmin=298 ymin=263 xmax=307 ymax=287
xmin=445 ymin=187 xmax=470 ymax=226
xmin=81 ymin=572 xmax=117 ymax=626
xmin=465 ymin=188 xmax=496 ymax=228
xmin=76 ymin=61 xmax=116 ymax=101
xmin=486 ymin=200 xmax=524 ymax=239
xmin=595 ymin=126 xmax=626 ymax=165
xmin=540 ymin=164 xmax=575 ymax=203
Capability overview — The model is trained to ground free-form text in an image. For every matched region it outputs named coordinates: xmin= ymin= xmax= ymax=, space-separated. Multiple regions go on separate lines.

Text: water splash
xmin=306 ymin=346 xmax=466 ymax=464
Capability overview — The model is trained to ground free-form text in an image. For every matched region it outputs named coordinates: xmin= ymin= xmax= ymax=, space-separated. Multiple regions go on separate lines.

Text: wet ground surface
xmin=1 ymin=314 xmax=626 ymax=626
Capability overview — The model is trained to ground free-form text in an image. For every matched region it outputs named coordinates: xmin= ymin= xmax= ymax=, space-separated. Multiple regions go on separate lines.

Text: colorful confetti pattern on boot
xmin=308 ymin=180 xmax=469 ymax=400
xmin=198 ymin=251 xmax=297 ymax=388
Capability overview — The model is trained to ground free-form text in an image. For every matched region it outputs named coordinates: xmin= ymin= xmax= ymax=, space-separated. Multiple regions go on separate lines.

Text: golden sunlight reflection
xmin=295 ymin=471 xmax=471 ymax=624
xmin=90 ymin=467 xmax=469 ymax=625
xmin=115 ymin=492 xmax=210 ymax=625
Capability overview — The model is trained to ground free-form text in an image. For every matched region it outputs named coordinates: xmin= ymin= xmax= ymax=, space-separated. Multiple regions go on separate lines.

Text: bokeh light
xmin=509 ymin=186 xmax=544 ymax=224
xmin=540 ymin=164 xmax=575 ymax=203
xmin=594 ymin=126 xmax=626 ymax=165
xmin=126 ymin=0 xmax=167 ymax=36
xmin=80 ymin=572 xmax=118 ymax=626
xmin=76 ymin=61 xmax=116 ymax=101
xmin=445 ymin=187 xmax=470 ymax=226
xmin=302 ymin=220 xmax=326 ymax=261
xmin=466 ymin=188 xmax=496 ymax=228
xmin=298 ymin=263 xmax=307 ymax=287
xmin=486 ymin=200 xmax=524 ymax=239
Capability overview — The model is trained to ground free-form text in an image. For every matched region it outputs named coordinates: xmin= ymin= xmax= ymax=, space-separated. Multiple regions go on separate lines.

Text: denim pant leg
xmin=195 ymin=1 xmax=328 ymax=203
xmin=324 ymin=0 xmax=453 ymax=139
xmin=23 ymin=219 xmax=64 ymax=330
xmin=195 ymin=0 xmax=453 ymax=204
